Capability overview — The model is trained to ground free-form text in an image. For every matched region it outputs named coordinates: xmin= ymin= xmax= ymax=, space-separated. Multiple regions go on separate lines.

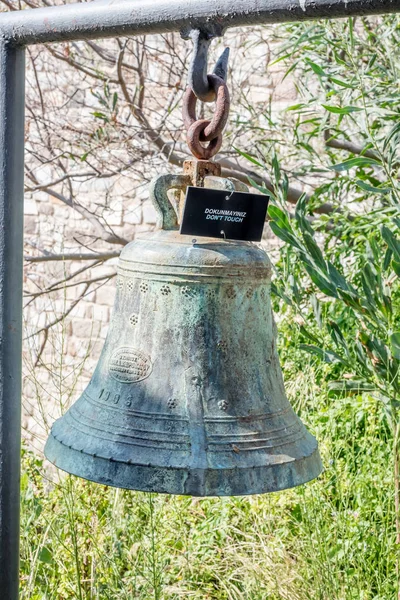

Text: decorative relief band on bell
xmin=225 ymin=286 xmax=236 ymax=299
xmin=116 ymin=272 xmax=271 ymax=302
xmin=181 ymin=285 xmax=196 ymax=298
xmin=64 ymin=409 xmax=191 ymax=451
xmin=109 ymin=347 xmax=153 ymax=384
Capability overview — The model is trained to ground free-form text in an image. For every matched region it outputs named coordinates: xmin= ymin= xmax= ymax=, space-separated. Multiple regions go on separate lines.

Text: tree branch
xmin=38 ymin=187 xmax=128 ymax=246
xmin=324 ymin=130 xmax=380 ymax=160
xmin=25 ymin=251 xmax=121 ymax=263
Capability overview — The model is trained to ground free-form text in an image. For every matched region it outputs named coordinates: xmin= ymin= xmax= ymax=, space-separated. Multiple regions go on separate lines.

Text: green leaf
xmin=355 ymin=180 xmax=390 ymax=194
xmin=392 ymin=260 xmax=400 ymax=278
xmin=327 ymin=262 xmax=350 ymax=292
xmin=299 ymin=325 xmax=321 ymax=345
xmin=337 ymin=288 xmax=361 ymax=310
xmin=390 ymin=333 xmax=400 ymax=360
xmin=300 ymin=344 xmax=347 ymax=365
xmin=270 ymin=282 xmax=293 ymax=306
xmin=272 ymin=155 xmax=281 ymax=184
xmin=234 ymin=148 xmax=264 ymax=169
xmin=268 ymin=221 xmax=302 ymax=249
xmin=285 ymin=103 xmax=307 ymax=112
xmin=327 ymin=321 xmax=349 ymax=354
xmin=306 ymin=60 xmax=326 ymax=77
xmin=382 ymin=226 xmax=400 ymax=262
xmin=303 ymin=263 xmax=338 ymax=297
xmin=294 ymin=193 xmax=309 ymax=220
xmin=322 ymin=105 xmax=362 ymax=115
xmin=112 ymin=91 xmax=118 ymax=111
xmin=361 ymin=264 xmax=378 ymax=308
xmin=92 ymin=111 xmax=109 ymax=121
xmin=294 ymin=194 xmax=315 ymax=235
xmin=268 ymin=205 xmax=292 ymax=231
xmin=328 ymin=380 xmax=376 ymax=392
xmin=39 ymin=546 xmax=53 ymax=564
xmin=383 ymin=248 xmax=393 ymax=271
xmin=248 ymin=177 xmax=275 ymax=199
xmin=302 ymin=232 xmax=326 ymax=270
xmin=383 ymin=122 xmax=400 ymax=151
xmin=329 ymin=77 xmax=355 ymax=89
xmin=311 ymin=294 xmax=322 ymax=329
xmin=330 ymin=157 xmax=381 ymax=172
xmin=369 ymin=336 xmax=389 ymax=366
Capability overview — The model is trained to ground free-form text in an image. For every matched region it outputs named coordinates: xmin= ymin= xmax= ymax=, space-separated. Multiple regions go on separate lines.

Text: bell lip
xmin=44 ymin=433 xmax=323 ymax=497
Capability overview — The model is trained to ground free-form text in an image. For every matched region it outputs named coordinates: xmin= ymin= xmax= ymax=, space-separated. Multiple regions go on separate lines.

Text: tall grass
xmin=20 ymin=336 xmax=396 ymax=599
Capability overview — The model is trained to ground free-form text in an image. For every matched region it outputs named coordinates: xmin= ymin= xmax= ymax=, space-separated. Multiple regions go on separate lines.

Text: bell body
xmin=45 ymin=230 xmax=322 ymax=496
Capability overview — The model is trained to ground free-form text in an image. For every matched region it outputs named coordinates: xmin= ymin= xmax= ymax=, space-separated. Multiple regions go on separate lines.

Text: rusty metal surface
xmin=45 ymin=176 xmax=322 ymax=496
xmin=183 ymin=159 xmax=222 ymax=186
xmin=183 ymin=74 xmax=230 ymax=160
xmin=181 ymin=159 xmax=222 ymax=218
xmin=186 ymin=120 xmax=223 ymax=160
xmin=183 ymin=74 xmax=230 ymax=142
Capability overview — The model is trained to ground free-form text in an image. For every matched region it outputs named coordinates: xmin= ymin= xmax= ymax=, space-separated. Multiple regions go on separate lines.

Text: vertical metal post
xmin=0 ymin=40 xmax=25 ymax=599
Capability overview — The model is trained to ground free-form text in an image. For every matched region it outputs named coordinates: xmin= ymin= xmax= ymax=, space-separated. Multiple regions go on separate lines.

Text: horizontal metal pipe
xmin=0 ymin=0 xmax=399 ymax=46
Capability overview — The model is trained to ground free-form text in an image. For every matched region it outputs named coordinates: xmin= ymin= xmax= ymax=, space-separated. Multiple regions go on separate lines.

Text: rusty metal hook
xmin=188 ymin=29 xmax=230 ymax=103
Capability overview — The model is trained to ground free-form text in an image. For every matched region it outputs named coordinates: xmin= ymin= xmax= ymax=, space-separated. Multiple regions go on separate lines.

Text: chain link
xmin=182 ymin=74 xmax=230 ymax=160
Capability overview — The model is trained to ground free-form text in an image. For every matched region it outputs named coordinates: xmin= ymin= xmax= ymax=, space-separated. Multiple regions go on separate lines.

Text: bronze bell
xmin=45 ymin=171 xmax=322 ymax=496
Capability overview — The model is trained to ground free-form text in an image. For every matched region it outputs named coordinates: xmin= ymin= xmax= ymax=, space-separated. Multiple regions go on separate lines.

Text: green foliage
xmin=246 ymin=13 xmax=400 ymax=418
xmin=20 ymin=358 xmax=396 ymax=599
xmin=269 ymin=200 xmax=400 ymax=405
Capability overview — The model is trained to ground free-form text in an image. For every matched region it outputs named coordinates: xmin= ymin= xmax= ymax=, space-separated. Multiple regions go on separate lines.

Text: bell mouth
xmin=44 ymin=431 xmax=322 ymax=497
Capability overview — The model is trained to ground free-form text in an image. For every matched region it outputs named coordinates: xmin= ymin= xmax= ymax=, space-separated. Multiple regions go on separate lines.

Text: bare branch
xmin=25 ymin=251 xmax=121 ymax=263
xmin=324 ymin=130 xmax=380 ymax=160
xmin=38 ymin=187 xmax=128 ymax=246
xmin=25 ymin=273 xmax=115 ymax=299
xmin=46 ymin=46 xmax=119 ymax=84
xmin=27 ymin=282 xmax=91 ymax=339
xmin=116 ymin=46 xmax=183 ymax=166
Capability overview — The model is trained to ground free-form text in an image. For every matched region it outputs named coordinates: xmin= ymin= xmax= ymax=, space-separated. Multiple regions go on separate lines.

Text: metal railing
xmin=0 ymin=0 xmax=399 ymax=597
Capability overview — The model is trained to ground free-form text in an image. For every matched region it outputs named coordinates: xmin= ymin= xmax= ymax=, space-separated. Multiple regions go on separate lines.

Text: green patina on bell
xmin=45 ymin=171 xmax=322 ymax=496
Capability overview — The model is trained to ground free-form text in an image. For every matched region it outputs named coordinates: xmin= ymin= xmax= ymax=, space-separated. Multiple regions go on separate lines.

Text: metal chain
xmin=182 ymin=73 xmax=230 ymax=160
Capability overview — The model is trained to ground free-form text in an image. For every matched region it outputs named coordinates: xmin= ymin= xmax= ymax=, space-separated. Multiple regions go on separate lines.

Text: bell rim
xmin=44 ymin=433 xmax=323 ymax=497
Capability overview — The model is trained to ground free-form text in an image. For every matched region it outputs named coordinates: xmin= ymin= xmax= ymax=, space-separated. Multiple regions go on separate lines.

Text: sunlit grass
xmin=20 ymin=350 xmax=395 ymax=599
